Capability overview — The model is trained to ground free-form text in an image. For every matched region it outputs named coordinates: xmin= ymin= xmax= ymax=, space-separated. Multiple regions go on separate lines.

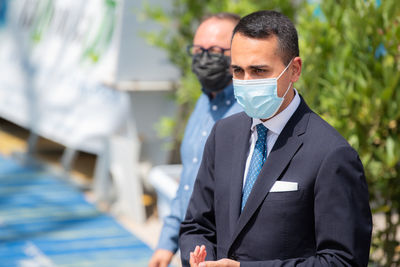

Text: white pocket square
xmin=270 ymin=181 xmax=298 ymax=192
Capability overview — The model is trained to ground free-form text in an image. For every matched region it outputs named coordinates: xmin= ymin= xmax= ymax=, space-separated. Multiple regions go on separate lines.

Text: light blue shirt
xmin=156 ymin=83 xmax=242 ymax=253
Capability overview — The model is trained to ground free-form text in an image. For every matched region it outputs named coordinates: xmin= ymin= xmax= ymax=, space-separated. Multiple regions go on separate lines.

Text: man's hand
xmin=148 ymin=249 xmax=174 ymax=267
xmin=198 ymin=259 xmax=240 ymax=267
xmin=189 ymin=245 xmax=239 ymax=267
xmin=190 ymin=245 xmax=207 ymax=267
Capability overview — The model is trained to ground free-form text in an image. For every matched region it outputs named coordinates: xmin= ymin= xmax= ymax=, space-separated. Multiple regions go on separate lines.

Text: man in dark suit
xmin=179 ymin=10 xmax=372 ymax=267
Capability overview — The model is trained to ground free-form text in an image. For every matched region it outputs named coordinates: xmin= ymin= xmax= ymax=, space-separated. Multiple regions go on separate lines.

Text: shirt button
xmin=184 ymin=185 xmax=190 ymax=191
xmin=202 ymin=131 xmax=207 ymax=136
xmin=226 ymin=100 xmax=231 ymax=105
xmin=212 ymin=105 xmax=218 ymax=111
xmin=192 ymin=157 xmax=198 ymax=163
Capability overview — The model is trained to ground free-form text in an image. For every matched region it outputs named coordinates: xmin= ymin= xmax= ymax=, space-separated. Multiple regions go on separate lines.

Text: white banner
xmin=0 ymin=0 xmax=129 ymax=154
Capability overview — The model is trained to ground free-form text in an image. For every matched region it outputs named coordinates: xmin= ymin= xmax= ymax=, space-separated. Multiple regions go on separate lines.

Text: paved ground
xmin=0 ymin=118 xmax=181 ymax=266
xmin=0 ymin=155 xmax=155 ymax=266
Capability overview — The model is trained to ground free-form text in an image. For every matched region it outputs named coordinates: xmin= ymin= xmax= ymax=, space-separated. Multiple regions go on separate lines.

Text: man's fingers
xmin=201 ymin=249 xmax=207 ymax=261
xmin=199 ymin=245 xmax=207 ymax=261
xmin=190 ymin=245 xmax=209 ymax=266
xmin=190 ymin=252 xmax=197 ymax=267
xmin=199 ymin=261 xmax=212 ymax=267
xmin=194 ymin=245 xmax=200 ymax=255
xmin=199 ymin=261 xmax=219 ymax=267
xmin=199 ymin=259 xmax=240 ymax=267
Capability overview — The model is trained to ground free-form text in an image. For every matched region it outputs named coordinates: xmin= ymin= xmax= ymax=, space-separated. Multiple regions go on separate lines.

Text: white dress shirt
xmin=242 ymin=89 xmax=301 ymax=188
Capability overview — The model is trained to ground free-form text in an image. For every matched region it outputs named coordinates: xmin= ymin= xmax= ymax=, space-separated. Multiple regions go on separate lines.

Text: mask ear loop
xmin=265 ymin=58 xmax=294 ymax=119
xmin=277 ymin=58 xmax=294 ymax=98
xmin=277 ymin=58 xmax=294 ymax=80
xmin=265 ymin=81 xmax=293 ymax=120
xmin=282 ymin=81 xmax=292 ymax=99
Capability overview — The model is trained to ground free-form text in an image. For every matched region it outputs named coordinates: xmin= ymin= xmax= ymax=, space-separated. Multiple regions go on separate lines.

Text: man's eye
xmin=233 ymin=68 xmax=243 ymax=74
xmin=193 ymin=48 xmax=202 ymax=54
xmin=209 ymin=47 xmax=223 ymax=55
xmin=254 ymin=68 xmax=266 ymax=74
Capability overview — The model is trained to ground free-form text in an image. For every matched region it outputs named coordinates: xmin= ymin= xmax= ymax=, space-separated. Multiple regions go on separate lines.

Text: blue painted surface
xmin=0 ymin=155 xmax=152 ymax=266
xmin=0 ymin=0 xmax=7 ymax=27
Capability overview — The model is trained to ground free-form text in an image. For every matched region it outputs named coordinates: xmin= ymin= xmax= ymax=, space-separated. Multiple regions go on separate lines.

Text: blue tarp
xmin=0 ymin=155 xmax=153 ymax=266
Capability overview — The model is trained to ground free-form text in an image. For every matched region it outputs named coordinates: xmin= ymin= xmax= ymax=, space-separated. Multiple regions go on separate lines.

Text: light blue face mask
xmin=233 ymin=59 xmax=293 ymax=119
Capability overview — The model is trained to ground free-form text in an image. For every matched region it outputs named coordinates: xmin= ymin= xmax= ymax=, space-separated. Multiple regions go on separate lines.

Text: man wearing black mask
xmin=149 ymin=13 xmax=242 ymax=267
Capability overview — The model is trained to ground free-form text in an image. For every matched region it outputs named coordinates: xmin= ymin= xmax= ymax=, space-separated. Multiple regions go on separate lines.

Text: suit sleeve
xmin=240 ymin=146 xmax=372 ymax=267
xmin=179 ymin=123 xmax=218 ymax=266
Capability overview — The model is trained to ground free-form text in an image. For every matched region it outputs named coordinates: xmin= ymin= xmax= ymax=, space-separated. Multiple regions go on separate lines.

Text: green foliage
xmin=297 ymin=1 xmax=400 ymax=265
xmin=144 ymin=0 xmax=400 ymax=264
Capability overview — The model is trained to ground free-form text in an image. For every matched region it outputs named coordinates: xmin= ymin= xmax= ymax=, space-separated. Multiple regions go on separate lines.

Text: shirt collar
xmin=251 ymin=89 xmax=300 ymax=135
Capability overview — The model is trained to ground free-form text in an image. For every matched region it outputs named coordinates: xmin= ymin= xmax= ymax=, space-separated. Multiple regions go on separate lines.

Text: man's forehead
xmin=196 ymin=18 xmax=236 ymax=37
xmin=193 ymin=18 xmax=236 ymax=46
xmin=231 ymin=34 xmax=282 ymax=67
xmin=231 ymin=33 xmax=279 ymax=48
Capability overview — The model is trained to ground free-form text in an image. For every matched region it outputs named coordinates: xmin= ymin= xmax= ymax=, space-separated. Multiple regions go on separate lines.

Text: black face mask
xmin=191 ymin=53 xmax=232 ymax=93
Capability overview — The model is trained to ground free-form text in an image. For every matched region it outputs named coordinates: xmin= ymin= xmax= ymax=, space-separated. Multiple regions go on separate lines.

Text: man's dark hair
xmin=233 ymin=10 xmax=299 ymax=65
xmin=201 ymin=12 xmax=240 ymax=24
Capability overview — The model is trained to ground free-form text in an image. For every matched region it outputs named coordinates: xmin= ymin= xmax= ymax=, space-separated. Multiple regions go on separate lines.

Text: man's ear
xmin=291 ymin=57 xmax=302 ymax=83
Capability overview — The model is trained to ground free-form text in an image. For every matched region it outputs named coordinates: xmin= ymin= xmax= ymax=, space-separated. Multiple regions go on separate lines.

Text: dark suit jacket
xmin=179 ymin=97 xmax=372 ymax=266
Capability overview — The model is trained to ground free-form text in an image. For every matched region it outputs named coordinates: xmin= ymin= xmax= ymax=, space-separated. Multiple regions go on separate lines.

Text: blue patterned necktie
xmin=241 ymin=124 xmax=268 ymax=211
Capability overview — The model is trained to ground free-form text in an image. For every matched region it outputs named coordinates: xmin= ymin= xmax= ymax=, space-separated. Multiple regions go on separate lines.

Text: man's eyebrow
xmin=231 ymin=64 xmax=271 ymax=69
xmin=249 ymin=65 xmax=270 ymax=69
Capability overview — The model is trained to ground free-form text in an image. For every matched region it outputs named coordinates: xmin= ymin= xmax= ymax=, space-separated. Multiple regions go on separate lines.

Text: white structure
xmin=148 ymin=165 xmax=182 ymax=220
xmin=0 ymin=0 xmax=180 ymax=223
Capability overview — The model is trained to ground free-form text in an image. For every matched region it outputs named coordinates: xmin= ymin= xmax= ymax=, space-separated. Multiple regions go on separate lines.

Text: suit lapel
xmin=228 ymin=98 xmax=310 ymax=249
xmin=228 ymin=113 xmax=252 ymax=232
